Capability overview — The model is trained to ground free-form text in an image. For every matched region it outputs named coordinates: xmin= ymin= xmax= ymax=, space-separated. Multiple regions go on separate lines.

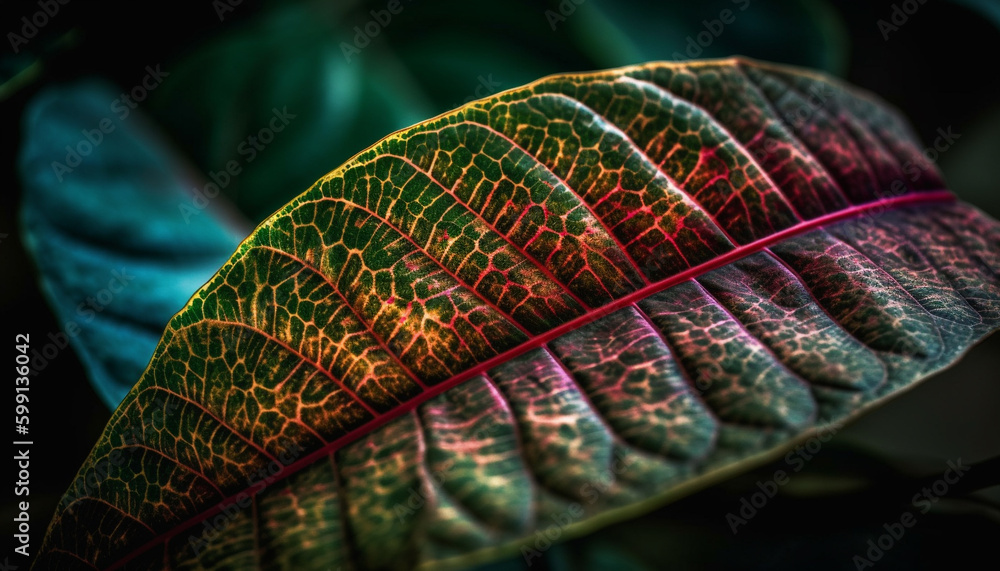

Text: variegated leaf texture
xmin=36 ymin=58 xmax=1000 ymax=570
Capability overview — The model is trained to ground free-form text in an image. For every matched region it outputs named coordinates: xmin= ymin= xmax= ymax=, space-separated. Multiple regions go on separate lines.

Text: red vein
xmin=104 ymin=190 xmax=953 ymax=570
xmin=827 ymin=231 xmax=955 ymax=334
xmin=254 ymin=243 xmax=434 ymax=392
xmin=690 ymin=280 xmax=818 ymax=403
xmin=525 ymin=92 xmax=745 ymax=246
xmin=106 ymin=442 xmax=225 ymax=497
xmin=302 ymin=196 xmax=536 ymax=341
xmin=57 ymin=496 xmax=156 ymax=535
xmin=457 ymin=120 xmax=652 ymax=284
xmin=198 ymin=317 xmax=379 ymax=418
xmin=140 ymin=383 xmax=278 ymax=465
xmin=762 ymin=71 xmax=883 ymax=196
xmin=376 ymin=152 xmax=594 ymax=309
xmin=761 ymin=248 xmax=889 ymax=392
xmin=733 ymin=62 xmax=853 ymax=207
xmin=622 ymin=76 xmax=807 ymax=223
xmin=629 ymin=302 xmax=720 ymax=427
xmin=542 ymin=345 xmax=630 ymax=452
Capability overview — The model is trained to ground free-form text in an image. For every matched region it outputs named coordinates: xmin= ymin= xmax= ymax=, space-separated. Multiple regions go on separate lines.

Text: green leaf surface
xmin=18 ymin=81 xmax=249 ymax=409
xmin=35 ymin=58 xmax=1000 ymax=570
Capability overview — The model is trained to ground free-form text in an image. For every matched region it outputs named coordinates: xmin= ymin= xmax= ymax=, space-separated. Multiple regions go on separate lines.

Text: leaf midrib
xmin=105 ymin=189 xmax=954 ymax=570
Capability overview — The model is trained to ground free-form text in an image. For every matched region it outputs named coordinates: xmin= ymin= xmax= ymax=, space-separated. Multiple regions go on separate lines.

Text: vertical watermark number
xmin=13 ymin=334 xmax=32 ymax=559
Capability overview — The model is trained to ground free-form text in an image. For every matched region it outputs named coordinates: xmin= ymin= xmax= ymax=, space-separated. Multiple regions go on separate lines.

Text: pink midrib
xmin=104 ymin=190 xmax=954 ymax=570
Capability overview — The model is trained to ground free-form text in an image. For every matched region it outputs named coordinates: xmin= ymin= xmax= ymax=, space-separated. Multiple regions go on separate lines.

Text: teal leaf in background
xmin=18 ymin=80 xmax=250 ymax=409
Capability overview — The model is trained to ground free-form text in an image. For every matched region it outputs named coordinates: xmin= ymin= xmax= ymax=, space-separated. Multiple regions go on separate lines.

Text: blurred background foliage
xmin=2 ymin=0 xmax=998 ymax=568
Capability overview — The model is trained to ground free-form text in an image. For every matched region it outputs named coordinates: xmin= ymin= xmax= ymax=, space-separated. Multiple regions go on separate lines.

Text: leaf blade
xmin=34 ymin=58 xmax=1000 ymax=571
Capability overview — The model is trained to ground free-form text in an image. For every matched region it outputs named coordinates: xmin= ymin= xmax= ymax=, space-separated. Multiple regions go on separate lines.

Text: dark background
xmin=2 ymin=0 xmax=998 ymax=569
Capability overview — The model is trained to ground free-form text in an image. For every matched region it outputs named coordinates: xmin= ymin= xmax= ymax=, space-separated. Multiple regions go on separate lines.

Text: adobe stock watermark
xmin=393 ymin=459 xmax=455 ymax=524
xmin=545 ymin=0 xmax=586 ymax=31
xmin=392 ymin=420 xmax=512 ymax=525
xmin=877 ymin=0 xmax=929 ymax=41
xmin=736 ymin=74 xmax=837 ymax=170
xmin=187 ymin=438 xmax=307 ymax=555
xmin=520 ymin=449 xmax=636 ymax=566
xmin=670 ymin=0 xmax=751 ymax=61
xmin=725 ymin=421 xmax=842 ymax=533
xmin=779 ymin=80 xmax=835 ymax=131
xmin=340 ymin=0 xmax=414 ymax=63
xmin=450 ymin=74 xmax=503 ymax=109
xmin=212 ymin=0 xmax=244 ymax=21
xmin=851 ymin=458 xmax=971 ymax=570
xmin=877 ymin=126 xmax=960 ymax=197
xmin=50 ymin=65 xmax=170 ymax=181
xmin=178 ymin=106 xmax=296 ymax=223
xmin=7 ymin=0 xmax=71 ymax=54
xmin=851 ymin=125 xmax=960 ymax=231
xmin=12 ymin=394 xmax=176 ymax=558
xmin=27 ymin=268 xmax=135 ymax=376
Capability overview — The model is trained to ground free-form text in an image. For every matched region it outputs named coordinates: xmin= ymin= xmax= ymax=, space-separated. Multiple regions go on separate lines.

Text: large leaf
xmin=35 ymin=58 xmax=1000 ymax=570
